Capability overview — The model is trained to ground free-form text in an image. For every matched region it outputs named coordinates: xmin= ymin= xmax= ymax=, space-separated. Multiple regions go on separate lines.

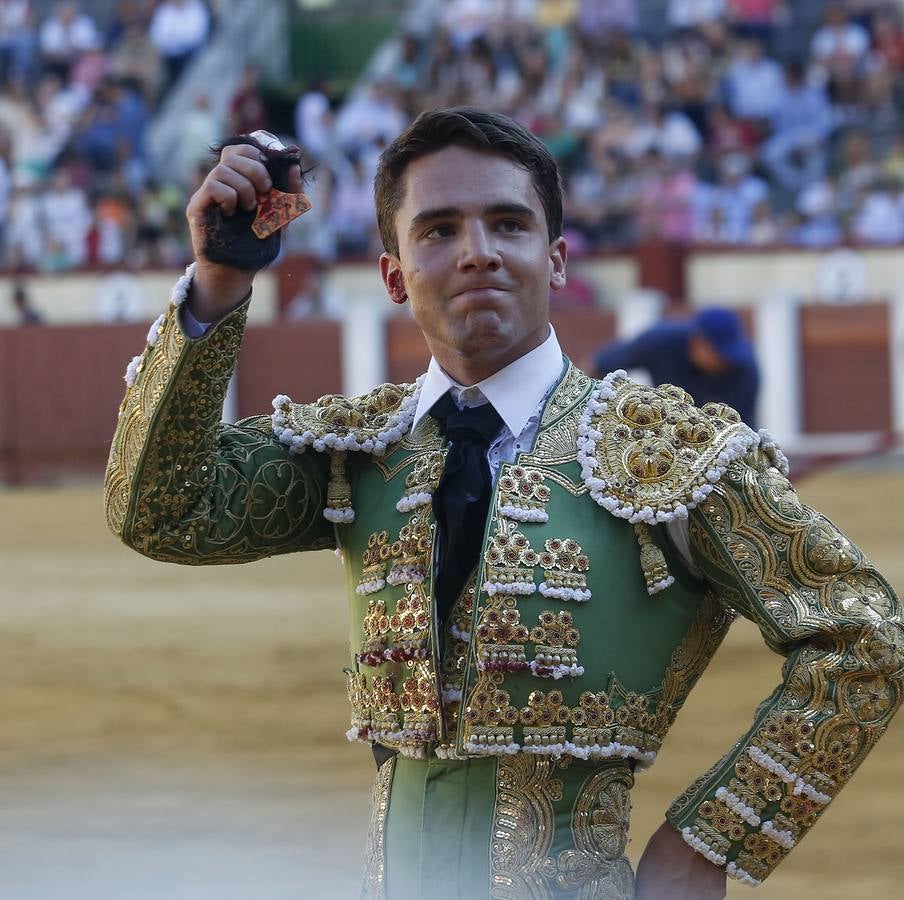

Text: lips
xmin=452 ymin=285 xmax=510 ymax=302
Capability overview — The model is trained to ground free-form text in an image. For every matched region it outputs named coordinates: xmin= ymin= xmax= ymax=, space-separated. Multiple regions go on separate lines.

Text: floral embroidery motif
xmin=396 ymin=451 xmax=443 ymax=513
xmin=529 ymin=610 xmax=584 ymax=679
xmin=462 ymin=672 xmax=520 ymax=754
xmin=537 ymin=538 xmax=591 ymax=602
xmin=520 ymin=689 xmax=570 ymax=755
xmin=399 ymin=674 xmax=439 ymax=751
xmin=385 ymin=589 xmax=430 ymax=662
xmin=359 ymin=598 xmax=390 ymax=667
xmin=356 ymin=530 xmax=391 ymax=595
xmin=498 ymin=465 xmax=551 ymax=523
xmin=483 ymin=525 xmax=539 ymax=596
xmin=475 ymin=598 xmax=530 ymax=673
xmin=387 ymin=515 xmax=432 ymax=586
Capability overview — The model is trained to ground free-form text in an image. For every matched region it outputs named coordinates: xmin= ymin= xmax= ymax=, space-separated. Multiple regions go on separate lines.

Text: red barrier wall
xmin=0 ymin=302 xmax=895 ymax=484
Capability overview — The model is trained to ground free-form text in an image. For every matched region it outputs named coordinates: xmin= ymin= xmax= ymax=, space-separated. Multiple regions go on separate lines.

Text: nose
xmin=457 ymin=221 xmax=501 ymax=272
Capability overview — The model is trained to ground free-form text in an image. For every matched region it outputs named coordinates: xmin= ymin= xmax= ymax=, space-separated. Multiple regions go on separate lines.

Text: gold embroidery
xmin=498 ymin=465 xmax=551 ymax=523
xmin=521 ymin=689 xmax=570 ymax=750
xmin=476 ymin=598 xmax=531 ymax=673
xmin=537 ymin=539 xmax=591 ymax=602
xmin=104 ymin=304 xmax=333 ymax=563
xmin=463 ymin=672 xmax=519 ymax=751
xmin=491 ymin=756 xmax=635 ymax=899
xmin=396 ymin=450 xmax=444 ymax=511
xmin=357 ymin=531 xmax=391 ymax=596
xmin=669 ymin=452 xmax=903 ymax=883
xmin=484 ymin=525 xmax=539 ymax=596
xmin=359 ymin=598 xmax=390 ymax=667
xmin=530 ymin=611 xmax=582 ymax=678
xmin=361 ymin=755 xmax=394 ymax=899
xmin=387 ymin=515 xmax=433 ymax=586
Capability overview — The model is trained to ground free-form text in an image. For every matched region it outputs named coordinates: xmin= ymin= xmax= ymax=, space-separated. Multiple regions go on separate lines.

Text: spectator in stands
xmin=668 ymin=0 xmax=726 ymax=39
xmin=328 ymin=152 xmax=378 ymax=256
xmin=791 ymin=179 xmax=843 ymax=247
xmin=0 ymin=0 xmax=34 ymax=84
xmin=294 ymin=78 xmax=334 ymax=163
xmin=761 ymin=60 xmax=833 ymax=190
xmin=747 ymin=197 xmax=782 ymax=243
xmin=38 ymin=1 xmax=98 ymax=80
xmin=149 ymin=0 xmax=210 ymax=92
xmin=835 ymin=130 xmax=881 ymax=213
xmin=811 ymin=2 xmax=870 ymax=65
xmin=5 ymin=182 xmax=40 ymax=266
xmin=723 ymin=36 xmax=785 ymax=120
xmin=635 ymin=149 xmax=697 ymax=242
xmin=628 ymin=100 xmax=703 ymax=160
xmin=576 ymin=0 xmax=638 ymax=40
xmin=725 ymin=0 xmax=787 ymax=47
xmin=334 ymin=81 xmax=407 ymax=160
xmin=178 ymin=92 xmax=217 ymax=184
xmin=694 ymin=150 xmax=767 ymax=243
xmin=592 ymin=306 xmax=760 ymax=426
xmin=109 ymin=20 xmax=162 ymax=105
xmin=851 ymin=175 xmax=904 ymax=244
xmin=40 ymin=165 xmax=90 ymax=267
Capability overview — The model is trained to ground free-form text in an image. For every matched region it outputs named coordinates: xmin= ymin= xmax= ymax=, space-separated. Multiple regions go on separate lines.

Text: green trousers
xmin=361 ymin=753 xmax=636 ymax=899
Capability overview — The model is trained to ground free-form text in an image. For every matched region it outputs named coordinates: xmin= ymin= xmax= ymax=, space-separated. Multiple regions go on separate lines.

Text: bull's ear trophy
xmin=202 ymin=131 xmax=312 ymax=272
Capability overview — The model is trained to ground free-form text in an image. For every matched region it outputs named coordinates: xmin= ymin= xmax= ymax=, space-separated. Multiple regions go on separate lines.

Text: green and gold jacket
xmin=105 ymin=280 xmax=903 ymax=887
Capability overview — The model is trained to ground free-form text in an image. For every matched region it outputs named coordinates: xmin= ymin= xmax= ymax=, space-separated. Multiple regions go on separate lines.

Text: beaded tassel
xmin=324 ymin=451 xmax=355 ymax=522
xmin=634 ymin=522 xmax=675 ymax=595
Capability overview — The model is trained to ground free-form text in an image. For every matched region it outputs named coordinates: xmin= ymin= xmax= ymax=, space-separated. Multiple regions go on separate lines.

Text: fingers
xmin=288 ymin=163 xmax=303 ymax=195
xmin=189 ymin=143 xmax=273 ymax=218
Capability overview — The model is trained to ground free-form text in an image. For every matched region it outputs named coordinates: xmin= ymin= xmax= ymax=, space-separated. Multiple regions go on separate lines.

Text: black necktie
xmin=430 ymin=393 xmax=503 ymax=622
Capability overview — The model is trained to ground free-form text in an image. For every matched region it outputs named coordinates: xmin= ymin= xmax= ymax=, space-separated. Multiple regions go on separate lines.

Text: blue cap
xmin=693 ymin=308 xmax=749 ymax=365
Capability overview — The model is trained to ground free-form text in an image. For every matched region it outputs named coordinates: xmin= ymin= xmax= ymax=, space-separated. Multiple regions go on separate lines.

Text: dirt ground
xmin=1 ymin=464 xmax=903 ymax=899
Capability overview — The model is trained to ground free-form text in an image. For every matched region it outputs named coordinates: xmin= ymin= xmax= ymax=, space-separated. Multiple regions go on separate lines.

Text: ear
xmin=380 ymin=253 xmax=408 ymax=304
xmin=549 ymin=236 xmax=567 ymax=292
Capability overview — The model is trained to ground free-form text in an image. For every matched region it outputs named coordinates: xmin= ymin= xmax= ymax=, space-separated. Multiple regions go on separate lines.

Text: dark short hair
xmin=374 ymin=106 xmax=564 ymax=257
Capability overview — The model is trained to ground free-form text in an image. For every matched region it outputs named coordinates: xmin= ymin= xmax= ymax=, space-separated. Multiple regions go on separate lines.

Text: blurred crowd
xmin=0 ymin=0 xmax=213 ymax=277
xmin=5 ymin=0 xmax=904 ymax=286
xmin=294 ymin=0 xmax=904 ymax=260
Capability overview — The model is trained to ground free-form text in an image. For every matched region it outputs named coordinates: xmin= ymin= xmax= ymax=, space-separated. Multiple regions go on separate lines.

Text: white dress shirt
xmin=412 ymin=326 xmax=564 ymax=481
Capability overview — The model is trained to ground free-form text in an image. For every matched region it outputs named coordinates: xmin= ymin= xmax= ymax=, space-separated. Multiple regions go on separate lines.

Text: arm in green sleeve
xmin=104 ymin=295 xmax=335 ymax=565
xmin=666 ymin=448 xmax=904 ymax=886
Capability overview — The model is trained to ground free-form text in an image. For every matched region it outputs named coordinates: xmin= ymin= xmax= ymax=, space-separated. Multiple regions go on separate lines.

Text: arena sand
xmin=1 ymin=465 xmax=902 ymax=899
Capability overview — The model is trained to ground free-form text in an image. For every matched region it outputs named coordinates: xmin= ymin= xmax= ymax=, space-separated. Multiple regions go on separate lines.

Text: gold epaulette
xmin=269 ymin=377 xmax=424 ymax=523
xmin=577 ymin=369 xmax=762 ymax=526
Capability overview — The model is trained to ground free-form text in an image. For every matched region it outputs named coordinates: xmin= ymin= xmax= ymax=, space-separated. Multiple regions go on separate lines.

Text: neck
xmin=430 ymin=324 xmax=550 ymax=386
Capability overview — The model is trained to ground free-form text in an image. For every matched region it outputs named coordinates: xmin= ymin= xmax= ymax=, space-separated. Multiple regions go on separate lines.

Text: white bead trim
xmin=538 ymin=583 xmax=591 ymax=602
xmin=323 ymin=507 xmax=355 ymax=523
xmin=449 ymin=624 xmax=471 ymax=642
xmin=563 ymin=741 xmax=658 ymax=770
xmin=170 ymin=261 xmax=197 ymax=307
xmin=576 ymin=369 xmax=761 ymax=524
xmin=761 ymin=820 xmax=795 ymax=850
xmin=396 ymin=491 xmax=432 ymax=513
xmin=793 ymin=778 xmax=831 ymax=805
xmin=679 ymin=827 xmax=728 ymax=867
xmin=270 ymin=374 xmax=425 ymax=458
xmin=521 ymin=742 xmax=567 ymax=758
xmin=386 ymin=566 xmax=425 ymax=585
xmin=726 ymin=861 xmax=761 ymax=887
xmin=146 ymin=313 xmax=166 ymax=347
xmin=747 ymin=746 xmax=797 ymax=784
xmin=715 ymin=786 xmax=762 ymax=826
xmin=123 ymin=354 xmax=143 ymax=387
xmin=647 ymin=576 xmax=675 ymax=595
xmin=757 ymin=428 xmax=790 ymax=476
xmin=441 ymin=688 xmax=463 ymax=703
xmin=498 ymin=504 xmax=549 ymax=523
xmin=483 ymin=580 xmax=537 ymax=596
xmin=355 ymin=578 xmax=385 ymax=595
xmin=529 ymin=661 xmax=585 ymax=679
xmin=463 ymin=740 xmax=521 ymax=755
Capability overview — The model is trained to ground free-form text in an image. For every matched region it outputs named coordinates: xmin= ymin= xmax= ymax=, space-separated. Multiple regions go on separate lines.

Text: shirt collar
xmin=412 ymin=325 xmax=564 ymax=439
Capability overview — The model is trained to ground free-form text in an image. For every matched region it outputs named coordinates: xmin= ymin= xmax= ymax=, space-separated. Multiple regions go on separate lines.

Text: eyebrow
xmin=408 ymin=203 xmax=537 ymax=233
